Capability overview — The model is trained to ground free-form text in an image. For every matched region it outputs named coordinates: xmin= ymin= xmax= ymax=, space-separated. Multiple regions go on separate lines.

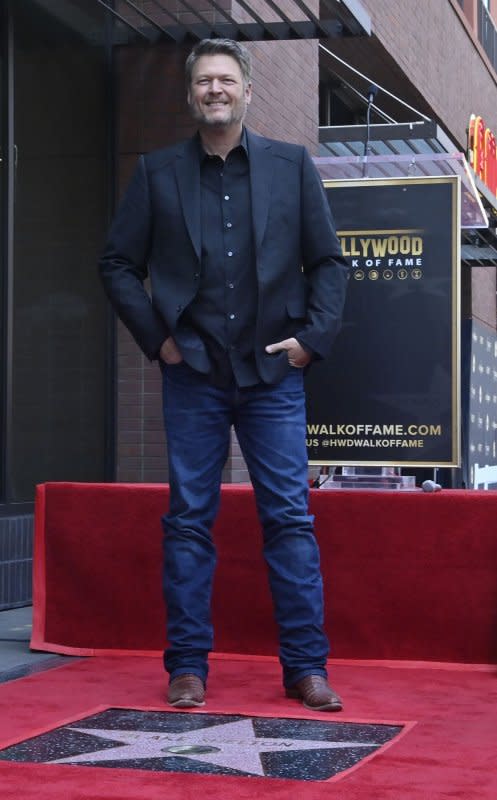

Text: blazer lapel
xmin=175 ymin=137 xmax=201 ymax=261
xmin=247 ymin=130 xmax=273 ymax=255
xmin=174 ymin=132 xmax=273 ymax=260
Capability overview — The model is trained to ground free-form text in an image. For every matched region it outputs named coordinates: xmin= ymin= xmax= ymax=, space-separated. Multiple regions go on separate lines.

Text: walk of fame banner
xmin=305 ymin=176 xmax=460 ymax=467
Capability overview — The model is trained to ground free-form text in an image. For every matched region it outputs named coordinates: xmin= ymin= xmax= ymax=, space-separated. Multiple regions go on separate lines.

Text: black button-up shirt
xmin=181 ymin=131 xmax=259 ymax=387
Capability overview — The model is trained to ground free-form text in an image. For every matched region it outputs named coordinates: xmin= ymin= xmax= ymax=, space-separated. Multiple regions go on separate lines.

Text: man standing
xmin=100 ymin=39 xmax=349 ymax=711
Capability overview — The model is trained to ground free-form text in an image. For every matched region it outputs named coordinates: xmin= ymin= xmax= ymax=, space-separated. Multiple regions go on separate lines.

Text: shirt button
xmin=226 ymin=222 xmax=232 ymax=228
xmin=193 ymin=272 xmax=200 ymax=279
xmin=224 ymin=194 xmax=230 ymax=200
xmin=227 ymin=282 xmax=234 ymax=289
xmin=228 ymin=313 xmax=235 ymax=320
xmin=227 ymin=251 xmax=233 ymax=257
xmin=176 ymin=304 xmax=183 ymax=312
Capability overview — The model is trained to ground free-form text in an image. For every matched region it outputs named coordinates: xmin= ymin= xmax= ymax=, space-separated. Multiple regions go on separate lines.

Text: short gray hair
xmin=185 ymin=39 xmax=252 ymax=87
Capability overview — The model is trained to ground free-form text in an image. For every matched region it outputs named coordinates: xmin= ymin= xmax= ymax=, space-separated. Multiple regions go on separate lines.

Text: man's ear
xmin=245 ymin=82 xmax=252 ymax=104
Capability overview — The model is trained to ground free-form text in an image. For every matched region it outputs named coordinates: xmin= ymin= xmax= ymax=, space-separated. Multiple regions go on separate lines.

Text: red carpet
xmin=24 ymin=482 xmax=497 ymax=796
xmin=32 ymin=483 xmax=497 ymax=664
xmin=0 ymin=655 xmax=496 ymax=799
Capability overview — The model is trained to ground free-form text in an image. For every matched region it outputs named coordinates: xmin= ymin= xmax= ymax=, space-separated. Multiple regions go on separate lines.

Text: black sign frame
xmin=305 ymin=175 xmax=461 ymax=467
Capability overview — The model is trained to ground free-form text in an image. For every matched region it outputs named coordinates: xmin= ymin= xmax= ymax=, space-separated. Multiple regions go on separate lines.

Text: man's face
xmin=187 ymin=53 xmax=252 ymax=130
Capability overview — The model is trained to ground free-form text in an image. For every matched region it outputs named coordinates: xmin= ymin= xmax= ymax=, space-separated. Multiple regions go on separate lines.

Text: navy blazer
xmin=99 ymin=129 xmax=349 ymax=384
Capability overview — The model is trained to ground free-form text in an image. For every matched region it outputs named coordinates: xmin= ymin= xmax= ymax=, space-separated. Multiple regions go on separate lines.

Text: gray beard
xmin=189 ymin=103 xmax=247 ymax=129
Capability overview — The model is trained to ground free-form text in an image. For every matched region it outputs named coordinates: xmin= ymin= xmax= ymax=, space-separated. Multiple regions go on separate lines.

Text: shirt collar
xmin=197 ymin=127 xmax=249 ymax=162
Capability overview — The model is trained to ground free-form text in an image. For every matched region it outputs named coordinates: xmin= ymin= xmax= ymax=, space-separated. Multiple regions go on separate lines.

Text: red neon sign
xmin=468 ymin=114 xmax=497 ymax=197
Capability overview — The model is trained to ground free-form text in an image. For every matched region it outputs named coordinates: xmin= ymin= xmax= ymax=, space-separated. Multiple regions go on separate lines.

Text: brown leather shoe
xmin=286 ymin=675 xmax=343 ymax=711
xmin=167 ymin=674 xmax=205 ymax=708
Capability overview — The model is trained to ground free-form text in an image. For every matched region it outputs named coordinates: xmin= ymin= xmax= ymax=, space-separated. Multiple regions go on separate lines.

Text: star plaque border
xmin=0 ymin=706 xmax=410 ymax=782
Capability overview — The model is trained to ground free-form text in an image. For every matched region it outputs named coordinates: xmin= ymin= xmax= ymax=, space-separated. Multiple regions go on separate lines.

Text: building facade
xmin=1 ymin=0 xmax=497 ymax=607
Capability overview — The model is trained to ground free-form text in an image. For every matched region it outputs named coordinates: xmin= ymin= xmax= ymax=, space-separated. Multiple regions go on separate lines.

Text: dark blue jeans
xmin=161 ymin=362 xmax=329 ymax=688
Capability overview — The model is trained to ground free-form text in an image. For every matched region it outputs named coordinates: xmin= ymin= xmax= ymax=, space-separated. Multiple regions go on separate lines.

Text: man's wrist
xmin=295 ymin=336 xmax=314 ymax=360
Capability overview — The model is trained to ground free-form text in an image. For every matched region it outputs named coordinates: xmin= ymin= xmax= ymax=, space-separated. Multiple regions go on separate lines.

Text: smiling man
xmin=99 ymin=39 xmax=349 ymax=712
xmin=187 ymin=50 xmax=251 ymax=130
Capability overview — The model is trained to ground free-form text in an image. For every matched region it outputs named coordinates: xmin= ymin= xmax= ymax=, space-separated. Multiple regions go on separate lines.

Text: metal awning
xmin=319 ymin=121 xmax=455 ymax=157
xmin=318 ymin=119 xmax=497 ymax=266
xmin=460 ymin=239 xmax=497 ymax=266
xmin=30 ymin=0 xmax=371 ymax=48
xmin=317 ymin=120 xmax=494 ymax=244
xmin=86 ymin=0 xmax=372 ymax=44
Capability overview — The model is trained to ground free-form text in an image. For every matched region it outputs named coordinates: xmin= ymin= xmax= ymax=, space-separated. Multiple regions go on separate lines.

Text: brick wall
xmin=115 ymin=42 xmax=189 ymax=484
xmin=114 ymin=31 xmax=320 ymax=483
xmin=334 ymin=0 xmax=497 ymax=148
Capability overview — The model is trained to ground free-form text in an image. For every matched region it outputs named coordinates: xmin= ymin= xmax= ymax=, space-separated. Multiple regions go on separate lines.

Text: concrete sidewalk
xmin=0 ymin=606 xmax=73 ymax=684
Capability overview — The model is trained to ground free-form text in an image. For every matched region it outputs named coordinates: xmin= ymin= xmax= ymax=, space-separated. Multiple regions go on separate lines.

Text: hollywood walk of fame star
xmin=49 ymin=718 xmax=382 ymax=777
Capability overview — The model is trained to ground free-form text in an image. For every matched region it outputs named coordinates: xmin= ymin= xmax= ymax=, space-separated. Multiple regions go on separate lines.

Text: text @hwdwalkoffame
xmin=306 ymin=423 xmax=442 ymax=450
